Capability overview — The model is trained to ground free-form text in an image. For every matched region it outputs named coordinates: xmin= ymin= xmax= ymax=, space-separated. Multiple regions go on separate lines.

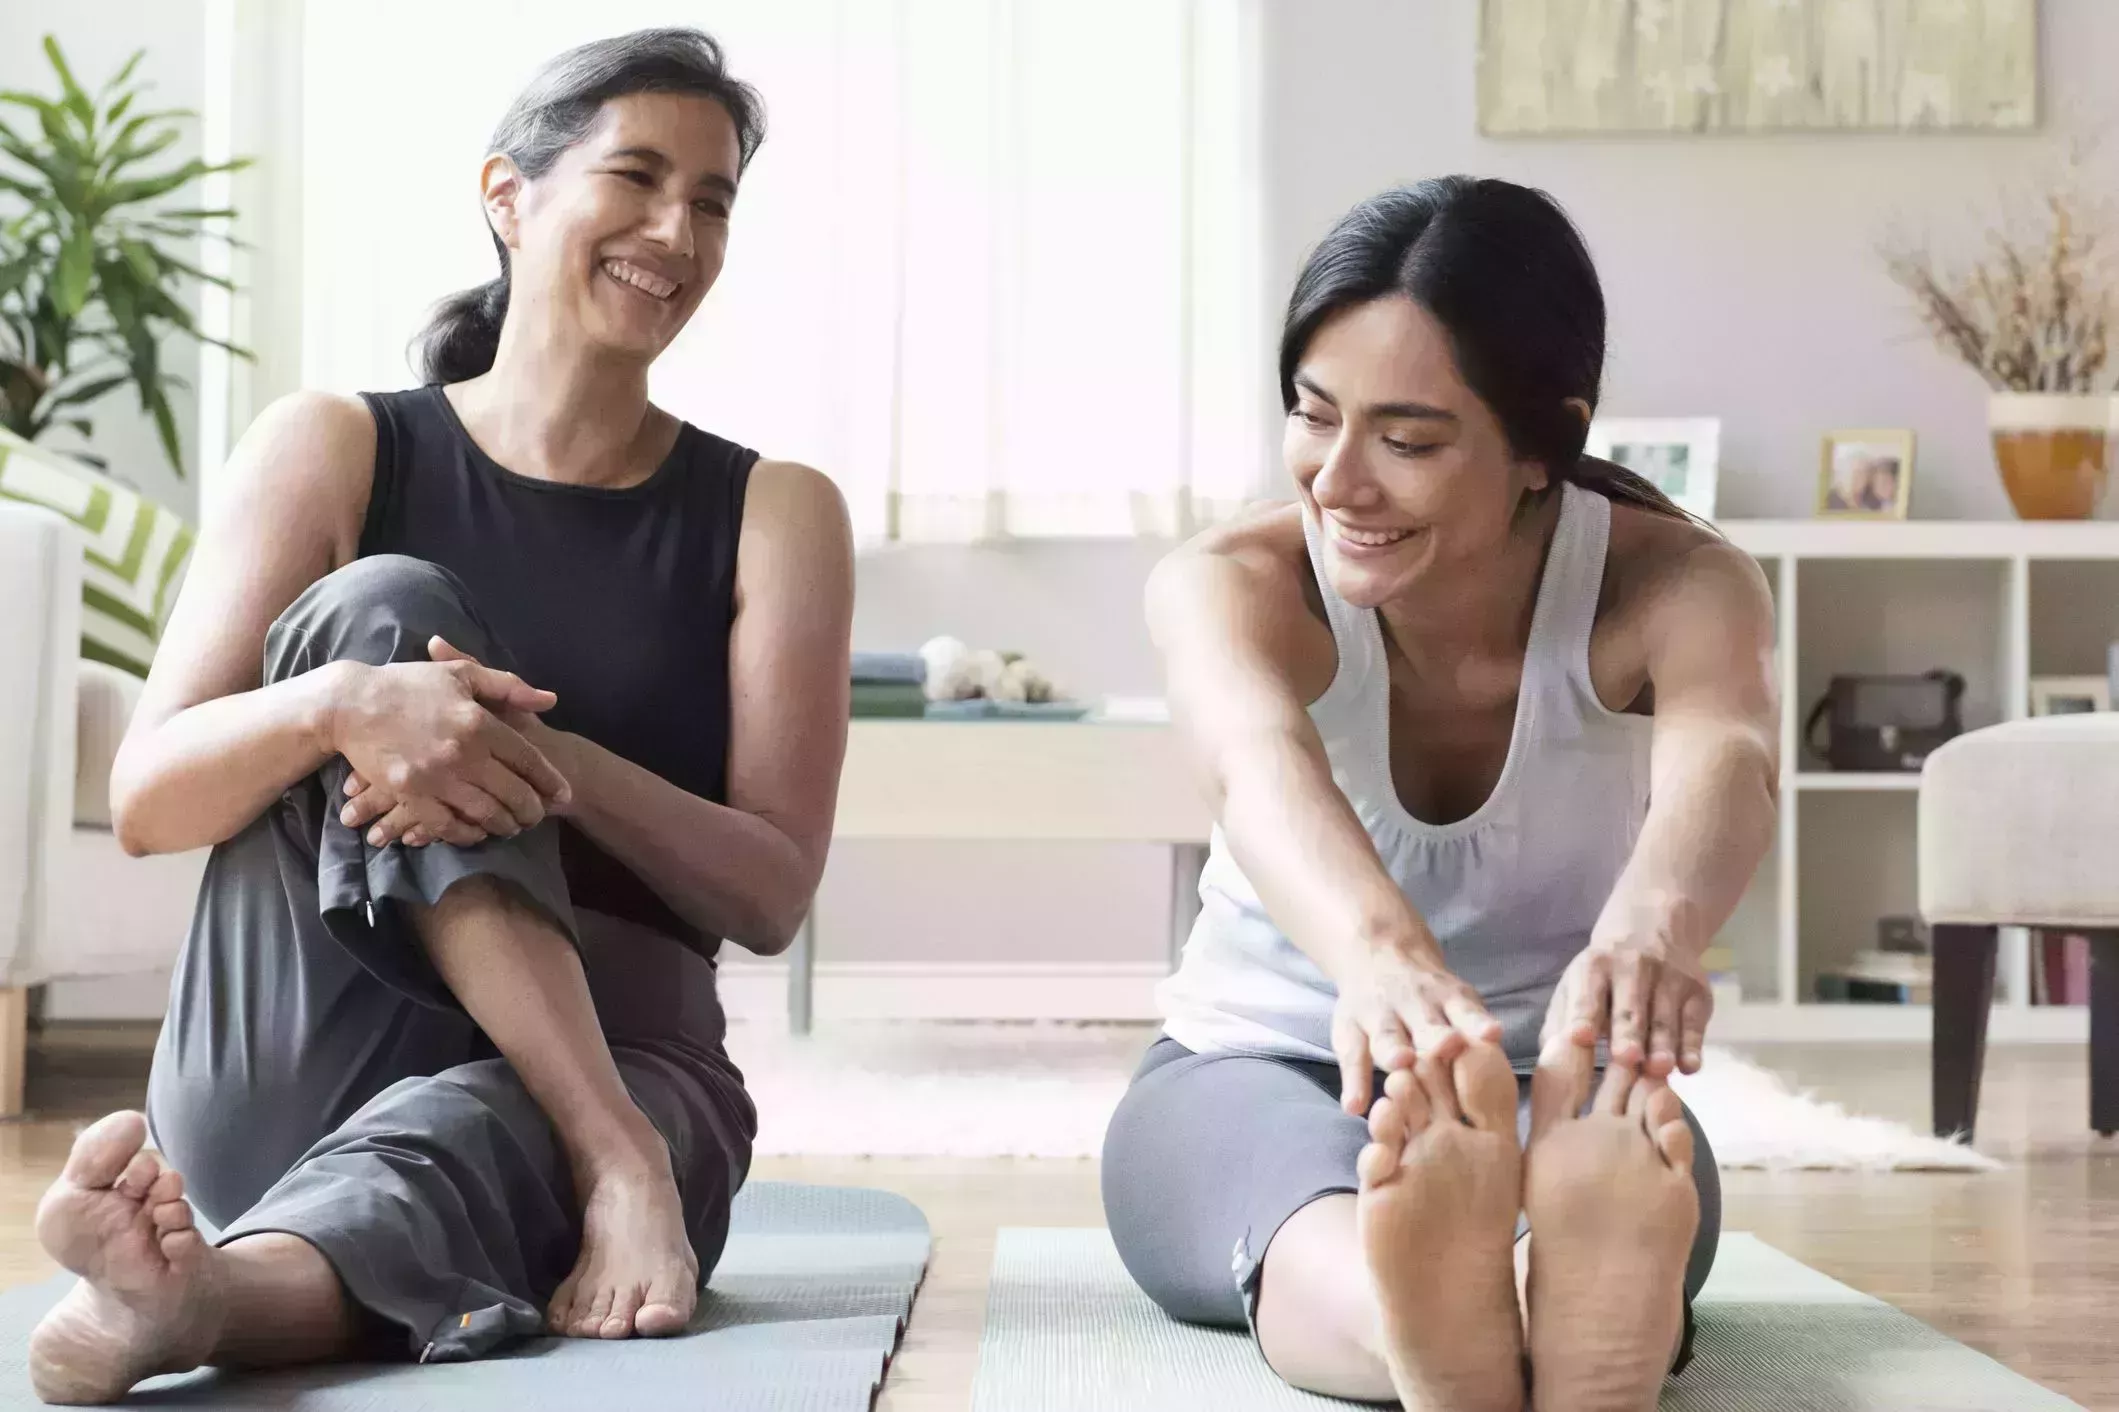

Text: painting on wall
xmin=1477 ymin=0 xmax=2038 ymax=136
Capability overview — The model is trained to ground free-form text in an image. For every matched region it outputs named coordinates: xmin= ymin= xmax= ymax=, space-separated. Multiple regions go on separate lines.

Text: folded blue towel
xmin=852 ymin=651 xmax=926 ymax=685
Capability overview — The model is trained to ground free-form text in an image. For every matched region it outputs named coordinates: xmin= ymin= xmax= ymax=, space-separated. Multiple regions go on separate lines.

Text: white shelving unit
xmin=1710 ymin=517 xmax=2119 ymax=1043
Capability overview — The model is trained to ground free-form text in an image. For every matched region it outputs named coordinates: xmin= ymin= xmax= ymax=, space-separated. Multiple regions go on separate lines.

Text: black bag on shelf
xmin=1803 ymin=670 xmax=1966 ymax=772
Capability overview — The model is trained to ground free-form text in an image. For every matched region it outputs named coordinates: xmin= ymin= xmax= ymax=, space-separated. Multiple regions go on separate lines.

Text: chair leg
xmin=1931 ymin=923 xmax=1998 ymax=1141
xmin=2088 ymin=930 xmax=2119 ymax=1138
xmin=0 ymin=986 xmax=27 ymax=1121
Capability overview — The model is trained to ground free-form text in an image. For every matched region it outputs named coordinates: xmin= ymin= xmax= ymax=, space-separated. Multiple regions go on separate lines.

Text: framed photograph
xmin=1819 ymin=429 xmax=1915 ymax=519
xmin=2028 ymin=676 xmax=2111 ymax=717
xmin=1583 ymin=417 xmax=1720 ymax=520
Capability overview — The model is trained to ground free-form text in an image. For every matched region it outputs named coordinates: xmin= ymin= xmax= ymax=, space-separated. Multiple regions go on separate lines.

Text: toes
xmin=114 ymin=1148 xmax=163 ymax=1201
xmin=62 ymin=1112 xmax=150 ymax=1189
xmin=1357 ymin=1140 xmax=1399 ymax=1189
xmin=1368 ymin=1095 xmax=1406 ymax=1151
xmin=636 ymin=1270 xmax=695 ymax=1338
xmin=159 ymin=1226 xmax=207 ymax=1266
xmin=574 ymin=1284 xmax=617 ymax=1339
xmin=603 ymin=1285 xmax=646 ymax=1340
xmin=1652 ymin=1111 xmax=1696 ymax=1173
xmin=1452 ymin=1042 xmax=1519 ymax=1134
xmin=145 ymin=1166 xmax=186 ymax=1208
xmin=1414 ymin=1053 xmax=1462 ymax=1124
xmin=150 ymin=1200 xmax=194 ymax=1235
xmin=547 ymin=1274 xmax=581 ymax=1335
xmin=1529 ymin=1038 xmax=1593 ymax=1146
xmin=1594 ymin=1062 xmax=1638 ymax=1116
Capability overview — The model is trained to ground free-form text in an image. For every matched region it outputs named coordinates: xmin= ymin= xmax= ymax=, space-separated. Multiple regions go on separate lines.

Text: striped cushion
xmin=0 ymin=426 xmax=194 ymax=677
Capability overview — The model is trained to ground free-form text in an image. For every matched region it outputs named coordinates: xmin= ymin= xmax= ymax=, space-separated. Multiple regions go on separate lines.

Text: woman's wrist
xmin=305 ymin=659 xmax=368 ymax=759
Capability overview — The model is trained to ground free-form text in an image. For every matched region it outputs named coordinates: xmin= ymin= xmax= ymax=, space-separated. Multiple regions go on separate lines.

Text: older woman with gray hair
xmin=29 ymin=29 xmax=853 ymax=1403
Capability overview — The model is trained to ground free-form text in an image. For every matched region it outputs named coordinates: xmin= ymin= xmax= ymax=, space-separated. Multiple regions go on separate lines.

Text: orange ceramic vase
xmin=1989 ymin=394 xmax=2115 ymax=520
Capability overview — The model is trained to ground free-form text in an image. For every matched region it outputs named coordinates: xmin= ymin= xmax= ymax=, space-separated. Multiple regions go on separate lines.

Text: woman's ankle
xmin=565 ymin=1114 xmax=673 ymax=1187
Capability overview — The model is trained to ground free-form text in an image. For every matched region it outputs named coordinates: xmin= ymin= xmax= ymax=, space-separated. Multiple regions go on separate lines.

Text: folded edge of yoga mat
xmin=970 ymin=1228 xmax=2087 ymax=1412
xmin=0 ymin=1181 xmax=930 ymax=1412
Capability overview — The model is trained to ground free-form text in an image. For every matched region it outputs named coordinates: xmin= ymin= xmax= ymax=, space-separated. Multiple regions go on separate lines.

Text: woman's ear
xmin=1562 ymin=397 xmax=1592 ymax=431
xmin=481 ymin=154 xmax=525 ymax=250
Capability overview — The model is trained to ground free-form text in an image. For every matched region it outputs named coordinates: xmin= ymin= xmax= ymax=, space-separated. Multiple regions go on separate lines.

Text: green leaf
xmin=103 ymin=91 xmax=135 ymax=129
xmin=117 ymin=237 xmax=158 ymax=284
xmin=98 ymin=51 xmax=146 ymax=100
xmin=45 ymin=370 xmax=128 ymax=408
xmin=143 ymin=378 xmax=183 ymax=475
xmin=101 ymin=159 xmax=214 ymax=210
xmin=42 ymin=38 xmax=96 ymax=129
xmin=101 ymin=125 xmax=178 ymax=173
xmin=52 ymin=227 xmax=92 ymax=316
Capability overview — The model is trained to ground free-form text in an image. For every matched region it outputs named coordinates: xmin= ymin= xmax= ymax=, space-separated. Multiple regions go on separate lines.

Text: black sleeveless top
xmin=356 ymin=385 xmax=757 ymax=951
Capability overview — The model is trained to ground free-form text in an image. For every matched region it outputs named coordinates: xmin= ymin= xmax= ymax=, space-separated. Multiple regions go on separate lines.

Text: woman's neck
xmin=1374 ymin=489 xmax=1561 ymax=672
xmin=451 ymin=307 xmax=668 ymax=489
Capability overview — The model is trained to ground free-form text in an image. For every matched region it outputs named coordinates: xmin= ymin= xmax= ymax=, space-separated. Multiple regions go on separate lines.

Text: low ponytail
xmin=405 ymin=27 xmax=765 ymax=386
xmin=415 ymin=271 xmax=511 ymax=384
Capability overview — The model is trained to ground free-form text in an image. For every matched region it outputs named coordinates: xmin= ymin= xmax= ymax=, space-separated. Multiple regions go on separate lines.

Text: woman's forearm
xmin=1217 ymin=731 xmax=1446 ymax=982
xmin=111 ymin=661 xmax=356 ymax=857
xmin=1593 ymin=723 xmax=1777 ymax=957
xmin=552 ymin=731 xmax=814 ymax=955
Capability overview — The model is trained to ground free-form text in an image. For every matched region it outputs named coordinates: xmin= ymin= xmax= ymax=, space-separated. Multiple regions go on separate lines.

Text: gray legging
xmin=1102 ymin=1036 xmax=1720 ymax=1365
xmin=145 ymin=555 xmax=755 ymax=1362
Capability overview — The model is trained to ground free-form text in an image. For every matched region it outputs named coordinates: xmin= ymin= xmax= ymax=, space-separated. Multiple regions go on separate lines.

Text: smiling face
xmin=482 ymin=91 xmax=742 ymax=365
xmin=1285 ymin=295 xmax=1554 ymax=610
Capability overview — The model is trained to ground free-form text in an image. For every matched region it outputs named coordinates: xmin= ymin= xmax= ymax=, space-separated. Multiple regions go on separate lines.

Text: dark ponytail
xmin=1280 ymin=176 xmax=1694 ymax=524
xmin=412 ymin=27 xmax=766 ymax=384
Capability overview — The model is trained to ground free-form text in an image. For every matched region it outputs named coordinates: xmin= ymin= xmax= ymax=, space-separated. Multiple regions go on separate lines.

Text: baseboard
xmin=716 ymin=961 xmax=1168 ymax=1022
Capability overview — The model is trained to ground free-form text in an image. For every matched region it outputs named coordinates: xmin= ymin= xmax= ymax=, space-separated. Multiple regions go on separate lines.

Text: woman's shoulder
xmin=1148 ymin=501 xmax=1336 ymax=689
xmin=1591 ymin=498 xmax=1773 ymax=704
xmin=226 ymin=391 xmax=377 ymax=508
xmin=1601 ymin=499 xmax=1766 ymax=611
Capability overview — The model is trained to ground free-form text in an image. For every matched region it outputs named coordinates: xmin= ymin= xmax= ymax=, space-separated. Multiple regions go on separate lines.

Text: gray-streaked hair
xmin=411 ymin=27 xmax=765 ymax=385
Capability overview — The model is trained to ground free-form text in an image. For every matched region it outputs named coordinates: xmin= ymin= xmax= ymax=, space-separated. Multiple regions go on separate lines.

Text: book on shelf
xmin=2033 ymin=931 xmax=2091 ymax=1006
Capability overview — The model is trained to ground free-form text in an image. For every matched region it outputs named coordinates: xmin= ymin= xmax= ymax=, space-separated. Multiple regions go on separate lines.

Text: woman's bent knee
xmin=265 ymin=556 xmax=499 ymax=684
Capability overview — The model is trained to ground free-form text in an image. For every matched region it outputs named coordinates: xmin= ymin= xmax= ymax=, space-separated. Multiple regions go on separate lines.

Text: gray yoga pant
xmin=1102 ymin=1036 xmax=1720 ymax=1359
xmin=144 ymin=555 xmax=756 ymax=1363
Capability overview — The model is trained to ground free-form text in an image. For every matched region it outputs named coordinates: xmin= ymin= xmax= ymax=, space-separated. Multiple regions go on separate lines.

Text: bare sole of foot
xmin=1524 ymin=1047 xmax=1700 ymax=1412
xmin=546 ymin=1157 xmax=700 ymax=1339
xmin=1357 ymin=1042 xmax=1528 ymax=1412
xmin=29 ymin=1112 xmax=225 ymax=1405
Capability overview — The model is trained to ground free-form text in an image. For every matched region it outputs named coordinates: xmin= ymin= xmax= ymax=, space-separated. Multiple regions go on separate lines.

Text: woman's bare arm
xmin=109 ymin=393 xmax=375 ymax=854
xmin=524 ymin=459 xmax=855 ymax=955
xmin=1149 ymin=515 xmax=1499 ymax=1110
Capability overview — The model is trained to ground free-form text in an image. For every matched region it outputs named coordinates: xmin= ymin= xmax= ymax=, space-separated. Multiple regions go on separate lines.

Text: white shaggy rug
xmin=726 ymin=1022 xmax=2001 ymax=1172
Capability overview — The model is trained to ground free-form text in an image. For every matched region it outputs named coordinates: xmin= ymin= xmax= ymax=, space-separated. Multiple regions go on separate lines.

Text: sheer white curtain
xmin=298 ymin=0 xmax=1269 ymax=543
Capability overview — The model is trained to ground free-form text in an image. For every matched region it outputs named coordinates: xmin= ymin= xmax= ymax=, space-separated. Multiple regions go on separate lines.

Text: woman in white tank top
xmin=1102 ymin=178 xmax=1779 ymax=1412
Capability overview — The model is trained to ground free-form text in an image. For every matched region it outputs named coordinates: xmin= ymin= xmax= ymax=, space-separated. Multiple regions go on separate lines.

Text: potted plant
xmin=0 ymin=36 xmax=247 ymax=476
xmin=1883 ymin=154 xmax=2116 ymax=520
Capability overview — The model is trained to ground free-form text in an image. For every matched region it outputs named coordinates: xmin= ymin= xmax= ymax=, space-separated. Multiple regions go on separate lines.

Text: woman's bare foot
xmin=28 ymin=1112 xmax=226 ymax=1405
xmin=1356 ymin=1042 xmax=1527 ymax=1412
xmin=1523 ymin=1048 xmax=1699 ymax=1412
xmin=546 ymin=1139 xmax=699 ymax=1340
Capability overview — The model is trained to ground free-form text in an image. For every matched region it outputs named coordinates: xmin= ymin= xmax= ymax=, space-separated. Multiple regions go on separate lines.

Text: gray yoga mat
xmin=0 ymin=1181 xmax=928 ymax=1410
xmin=971 ymin=1229 xmax=2086 ymax=1412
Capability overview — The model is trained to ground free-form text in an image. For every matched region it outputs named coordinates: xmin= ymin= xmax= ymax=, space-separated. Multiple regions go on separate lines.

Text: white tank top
xmin=1157 ymin=481 xmax=1653 ymax=1068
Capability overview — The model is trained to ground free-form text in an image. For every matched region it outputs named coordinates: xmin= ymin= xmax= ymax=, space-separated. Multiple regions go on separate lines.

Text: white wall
xmin=0 ymin=0 xmax=208 ymax=519
xmin=811 ymin=1 xmax=2119 ymax=979
xmin=1259 ymin=0 xmax=2119 ymax=522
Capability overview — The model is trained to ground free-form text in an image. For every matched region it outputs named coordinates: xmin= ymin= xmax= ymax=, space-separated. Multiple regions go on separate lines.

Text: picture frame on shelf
xmin=1818 ymin=429 xmax=1915 ymax=519
xmin=1583 ymin=417 xmax=1720 ymax=521
xmin=2028 ymin=675 xmax=2111 ymax=716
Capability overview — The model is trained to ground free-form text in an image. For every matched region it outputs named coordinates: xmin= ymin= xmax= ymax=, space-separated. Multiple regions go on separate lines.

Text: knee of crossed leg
xmin=265 ymin=555 xmax=500 ymax=685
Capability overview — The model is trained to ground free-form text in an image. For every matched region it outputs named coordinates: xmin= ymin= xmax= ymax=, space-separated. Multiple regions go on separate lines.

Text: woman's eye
xmin=1292 ymin=408 xmax=1328 ymax=429
xmin=615 ymin=169 xmax=654 ymax=187
xmin=693 ymin=199 xmax=730 ymax=219
xmin=1385 ymin=440 xmax=1440 ymax=457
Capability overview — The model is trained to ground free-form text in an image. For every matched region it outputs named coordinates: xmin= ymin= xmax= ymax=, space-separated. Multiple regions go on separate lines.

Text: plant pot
xmin=1988 ymin=393 xmax=2116 ymax=520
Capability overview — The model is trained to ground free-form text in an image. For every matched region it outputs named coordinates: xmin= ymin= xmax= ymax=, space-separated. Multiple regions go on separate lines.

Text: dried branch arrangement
xmin=1882 ymin=158 xmax=2117 ymax=394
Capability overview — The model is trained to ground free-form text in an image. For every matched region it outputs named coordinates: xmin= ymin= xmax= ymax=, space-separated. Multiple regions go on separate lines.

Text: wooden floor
xmin=3 ymin=1028 xmax=2114 ymax=1409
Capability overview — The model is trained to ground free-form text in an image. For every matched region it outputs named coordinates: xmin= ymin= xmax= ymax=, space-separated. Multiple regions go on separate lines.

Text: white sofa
xmin=0 ymin=503 xmax=207 ymax=1117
